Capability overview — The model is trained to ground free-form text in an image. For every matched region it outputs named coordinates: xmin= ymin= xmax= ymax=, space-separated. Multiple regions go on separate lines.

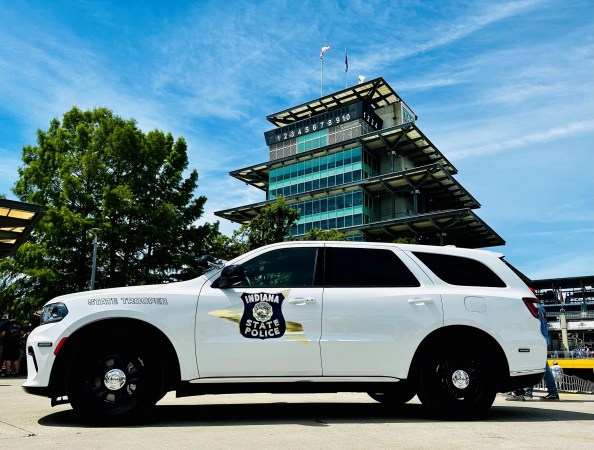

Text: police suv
xmin=23 ymin=242 xmax=546 ymax=422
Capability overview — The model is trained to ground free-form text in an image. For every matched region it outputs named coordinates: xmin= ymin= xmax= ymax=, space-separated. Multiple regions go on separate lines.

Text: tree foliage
xmin=0 ymin=107 xmax=218 ymax=316
xmin=393 ymin=236 xmax=418 ymax=244
xmin=302 ymin=228 xmax=348 ymax=241
xmin=224 ymin=197 xmax=299 ymax=257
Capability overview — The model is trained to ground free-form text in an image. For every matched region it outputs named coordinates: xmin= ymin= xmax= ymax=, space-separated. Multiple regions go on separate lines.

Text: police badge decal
xmin=239 ymin=292 xmax=286 ymax=339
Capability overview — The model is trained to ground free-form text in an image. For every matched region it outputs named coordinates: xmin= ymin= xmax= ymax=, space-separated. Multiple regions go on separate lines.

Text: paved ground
xmin=1 ymin=376 xmax=593 ymax=449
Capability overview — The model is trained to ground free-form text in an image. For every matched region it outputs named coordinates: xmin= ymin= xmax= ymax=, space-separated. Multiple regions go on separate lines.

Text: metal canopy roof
xmin=348 ymin=209 xmax=505 ymax=248
xmin=230 ymin=122 xmax=456 ymax=190
xmin=266 ymin=77 xmax=415 ymax=127
xmin=532 ymin=276 xmax=594 ymax=291
xmin=359 ymin=123 xmax=456 ymax=173
xmin=215 ymin=201 xmax=504 ymax=248
xmin=363 ymin=164 xmax=480 ymax=210
xmin=0 ymin=199 xmax=44 ymax=258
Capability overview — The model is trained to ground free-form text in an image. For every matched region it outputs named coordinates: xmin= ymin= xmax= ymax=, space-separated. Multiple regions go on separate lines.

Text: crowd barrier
xmin=533 ymin=374 xmax=594 ymax=394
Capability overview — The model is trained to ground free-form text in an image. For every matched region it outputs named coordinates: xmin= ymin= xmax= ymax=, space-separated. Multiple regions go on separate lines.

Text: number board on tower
xmin=264 ymin=101 xmax=383 ymax=146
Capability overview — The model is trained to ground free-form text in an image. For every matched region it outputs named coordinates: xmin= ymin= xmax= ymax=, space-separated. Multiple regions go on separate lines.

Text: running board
xmin=177 ymin=377 xmax=401 ymax=398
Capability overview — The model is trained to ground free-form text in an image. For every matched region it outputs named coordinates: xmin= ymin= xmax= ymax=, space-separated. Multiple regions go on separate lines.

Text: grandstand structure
xmin=533 ymin=275 xmax=594 ymax=372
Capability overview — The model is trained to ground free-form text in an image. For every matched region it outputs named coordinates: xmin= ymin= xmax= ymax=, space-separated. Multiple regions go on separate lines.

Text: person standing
xmin=0 ymin=314 xmax=24 ymax=377
xmin=0 ymin=314 xmax=7 ymax=376
xmin=551 ymin=361 xmax=564 ymax=383
xmin=507 ymin=301 xmax=559 ymax=401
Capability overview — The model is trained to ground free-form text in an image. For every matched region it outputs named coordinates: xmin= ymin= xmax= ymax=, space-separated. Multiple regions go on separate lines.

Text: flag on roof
xmin=320 ymin=45 xmax=331 ymax=59
xmin=345 ymin=49 xmax=348 ymax=72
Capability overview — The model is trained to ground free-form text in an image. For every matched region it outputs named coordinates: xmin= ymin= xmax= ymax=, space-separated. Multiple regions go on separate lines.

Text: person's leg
xmin=542 ymin=363 xmax=559 ymax=399
xmin=5 ymin=359 xmax=12 ymax=374
xmin=13 ymin=359 xmax=20 ymax=375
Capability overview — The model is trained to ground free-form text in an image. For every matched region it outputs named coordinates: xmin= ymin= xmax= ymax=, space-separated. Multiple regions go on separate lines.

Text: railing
xmin=546 ymin=311 xmax=594 ymax=319
xmin=533 ymin=374 xmax=594 ymax=394
xmin=548 ymin=350 xmax=594 ymax=359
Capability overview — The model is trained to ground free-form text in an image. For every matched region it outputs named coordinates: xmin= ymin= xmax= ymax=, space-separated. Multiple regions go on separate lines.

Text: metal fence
xmin=547 ymin=350 xmax=593 ymax=359
xmin=533 ymin=374 xmax=594 ymax=394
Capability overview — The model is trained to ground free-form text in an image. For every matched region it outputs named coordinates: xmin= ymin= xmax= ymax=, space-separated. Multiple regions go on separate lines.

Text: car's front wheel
xmin=67 ymin=338 xmax=164 ymax=423
xmin=416 ymin=347 xmax=496 ymax=420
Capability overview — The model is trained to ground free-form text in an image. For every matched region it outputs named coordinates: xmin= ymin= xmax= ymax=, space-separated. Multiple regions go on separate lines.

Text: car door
xmin=320 ymin=244 xmax=443 ymax=378
xmin=195 ymin=244 xmax=324 ymax=378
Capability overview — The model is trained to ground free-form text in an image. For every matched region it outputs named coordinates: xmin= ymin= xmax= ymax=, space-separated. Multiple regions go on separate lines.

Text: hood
xmin=45 ymin=277 xmax=206 ymax=306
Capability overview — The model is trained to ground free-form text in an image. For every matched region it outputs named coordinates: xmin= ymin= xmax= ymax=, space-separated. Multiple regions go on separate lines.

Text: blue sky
xmin=0 ymin=0 xmax=592 ymax=280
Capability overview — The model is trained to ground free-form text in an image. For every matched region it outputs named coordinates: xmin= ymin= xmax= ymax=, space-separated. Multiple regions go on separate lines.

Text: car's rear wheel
xmin=416 ymin=347 xmax=496 ymax=420
xmin=368 ymin=380 xmax=416 ymax=405
xmin=67 ymin=339 xmax=163 ymax=423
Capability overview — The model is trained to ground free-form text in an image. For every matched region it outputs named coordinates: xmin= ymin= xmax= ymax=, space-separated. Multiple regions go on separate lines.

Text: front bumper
xmin=22 ymin=322 xmax=68 ymax=396
xmin=22 ymin=384 xmax=52 ymax=397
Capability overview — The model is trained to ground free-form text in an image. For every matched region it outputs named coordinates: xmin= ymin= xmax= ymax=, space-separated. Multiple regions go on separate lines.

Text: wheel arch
xmin=408 ymin=325 xmax=510 ymax=392
xmin=49 ymin=318 xmax=181 ymax=398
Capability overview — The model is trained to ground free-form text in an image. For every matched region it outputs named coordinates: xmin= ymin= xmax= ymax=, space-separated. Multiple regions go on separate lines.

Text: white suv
xmin=23 ymin=242 xmax=546 ymax=422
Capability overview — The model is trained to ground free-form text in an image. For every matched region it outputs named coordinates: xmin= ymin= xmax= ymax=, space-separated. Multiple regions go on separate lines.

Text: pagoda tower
xmin=216 ymin=77 xmax=504 ymax=248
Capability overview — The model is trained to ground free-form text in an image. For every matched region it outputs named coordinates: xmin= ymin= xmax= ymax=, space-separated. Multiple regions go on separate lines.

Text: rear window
xmin=502 ymin=259 xmax=533 ymax=288
xmin=325 ymin=247 xmax=420 ymax=287
xmin=413 ymin=252 xmax=506 ymax=288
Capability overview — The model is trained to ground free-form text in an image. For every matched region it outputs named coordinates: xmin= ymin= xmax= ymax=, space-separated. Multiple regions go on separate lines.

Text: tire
xmin=67 ymin=338 xmax=164 ymax=423
xmin=368 ymin=381 xmax=416 ymax=405
xmin=416 ymin=347 xmax=496 ymax=420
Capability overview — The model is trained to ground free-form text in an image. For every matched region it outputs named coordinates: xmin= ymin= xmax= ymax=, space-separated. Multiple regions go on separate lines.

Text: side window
xmin=236 ymin=247 xmax=319 ymax=288
xmin=412 ymin=252 xmax=506 ymax=287
xmin=325 ymin=247 xmax=420 ymax=287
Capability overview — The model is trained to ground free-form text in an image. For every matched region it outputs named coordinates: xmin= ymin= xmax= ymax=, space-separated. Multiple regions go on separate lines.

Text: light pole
xmin=90 ymin=228 xmax=100 ymax=290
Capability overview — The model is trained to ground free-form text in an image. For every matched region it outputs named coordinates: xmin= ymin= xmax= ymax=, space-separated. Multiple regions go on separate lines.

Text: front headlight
xmin=40 ymin=302 xmax=68 ymax=325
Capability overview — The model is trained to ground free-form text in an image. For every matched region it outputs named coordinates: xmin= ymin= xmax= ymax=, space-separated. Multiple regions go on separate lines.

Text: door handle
xmin=408 ymin=297 xmax=434 ymax=306
xmin=289 ymin=297 xmax=316 ymax=305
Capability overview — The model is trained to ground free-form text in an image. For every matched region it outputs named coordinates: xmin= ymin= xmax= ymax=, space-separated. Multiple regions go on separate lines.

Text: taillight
xmin=522 ymin=297 xmax=539 ymax=319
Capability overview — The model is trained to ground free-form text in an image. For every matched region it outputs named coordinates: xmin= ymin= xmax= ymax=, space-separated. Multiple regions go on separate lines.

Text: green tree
xmin=207 ymin=232 xmax=246 ymax=262
xmin=302 ymin=228 xmax=348 ymax=241
xmin=393 ymin=236 xmax=418 ymax=244
xmin=234 ymin=197 xmax=299 ymax=253
xmin=0 ymin=106 xmax=218 ymax=316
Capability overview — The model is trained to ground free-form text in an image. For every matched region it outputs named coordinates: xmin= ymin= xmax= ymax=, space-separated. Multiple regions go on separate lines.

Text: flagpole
xmin=321 ymin=57 xmax=323 ymax=97
xmin=345 ymin=45 xmax=348 ymax=88
xmin=319 ymin=45 xmax=331 ymax=97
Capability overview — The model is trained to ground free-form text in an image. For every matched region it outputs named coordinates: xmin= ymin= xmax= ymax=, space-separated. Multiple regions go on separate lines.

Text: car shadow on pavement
xmin=38 ymin=401 xmax=594 ymax=428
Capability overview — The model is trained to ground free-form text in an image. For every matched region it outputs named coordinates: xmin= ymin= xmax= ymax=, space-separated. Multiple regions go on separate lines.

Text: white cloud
xmin=448 ymin=121 xmax=594 ymax=159
xmin=527 ymin=252 xmax=594 ymax=280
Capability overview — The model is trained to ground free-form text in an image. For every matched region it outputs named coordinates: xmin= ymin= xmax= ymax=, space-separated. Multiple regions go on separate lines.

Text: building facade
xmin=216 ymin=77 xmax=504 ymax=248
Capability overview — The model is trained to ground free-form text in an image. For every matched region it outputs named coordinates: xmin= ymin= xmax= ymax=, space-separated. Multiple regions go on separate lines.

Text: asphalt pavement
xmin=1 ymin=375 xmax=593 ymax=449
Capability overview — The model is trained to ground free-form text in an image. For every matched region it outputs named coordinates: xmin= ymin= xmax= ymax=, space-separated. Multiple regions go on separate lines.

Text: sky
xmin=0 ymin=0 xmax=592 ymax=280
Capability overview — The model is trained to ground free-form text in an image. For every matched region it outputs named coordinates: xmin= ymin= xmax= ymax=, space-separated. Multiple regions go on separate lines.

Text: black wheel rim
xmin=82 ymin=352 xmax=146 ymax=412
xmin=434 ymin=358 xmax=486 ymax=403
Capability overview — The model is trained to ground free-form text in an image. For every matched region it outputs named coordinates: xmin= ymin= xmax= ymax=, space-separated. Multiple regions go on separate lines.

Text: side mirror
xmin=217 ymin=264 xmax=246 ymax=288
